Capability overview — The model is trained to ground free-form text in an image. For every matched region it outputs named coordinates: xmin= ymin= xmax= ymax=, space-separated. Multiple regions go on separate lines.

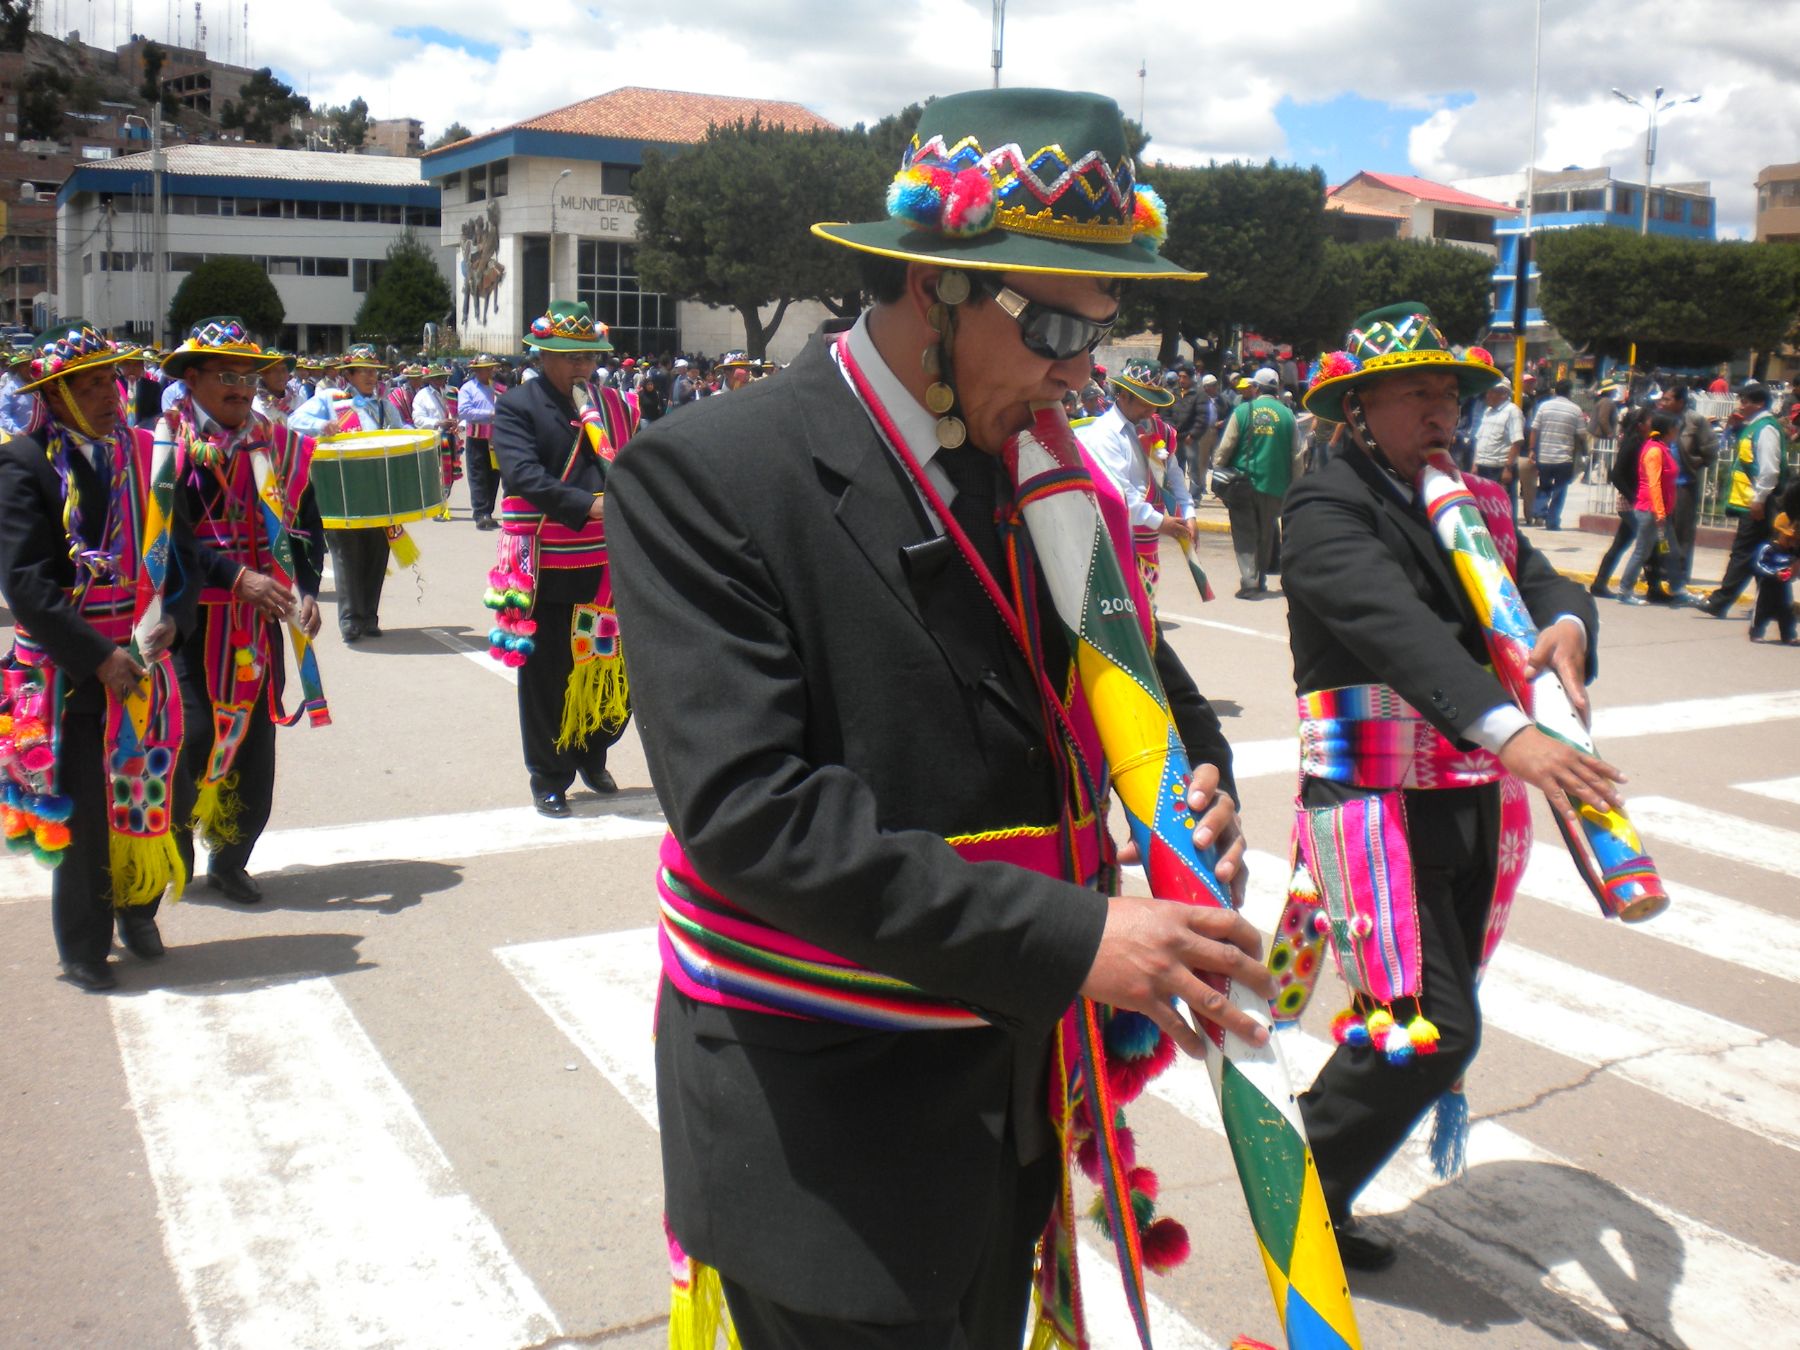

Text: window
xmin=171 ymin=196 xmax=197 ymax=215
xmin=82 ymin=252 xmax=92 ymax=274
xmin=1531 ymin=191 xmax=1567 ymax=215
xmin=380 ymin=203 xmax=402 ymax=224
xmin=315 ymin=256 xmax=349 ymax=278
xmin=166 ymin=252 xmax=205 ymax=272
xmin=1613 ymin=186 xmax=1638 ymax=218
xmin=405 ymin=205 xmax=439 ymax=227
xmin=441 ymin=171 xmax=461 ymax=192
xmin=320 ymin=201 xmax=343 ymax=221
xmin=1691 ymin=200 xmax=1711 ymax=228
xmin=601 ymin=163 xmax=637 ymax=196
xmin=577 ymin=239 xmax=675 ymax=355
xmin=268 ymin=256 xmax=302 ymax=276
xmin=281 ymin=199 xmax=298 ymax=218
xmin=80 ymin=144 xmax=112 ymax=160
xmin=193 ymin=196 xmax=220 ymax=215
xmin=468 ymin=165 xmax=486 ymax=203
xmin=297 ymin=199 xmax=320 ymax=220
xmin=1660 ymin=193 xmax=1684 ymax=222
xmin=352 ymin=259 xmax=387 ymax=292
xmin=488 ymin=160 xmax=508 ymax=197
xmin=1568 ymin=188 xmax=1605 ymax=213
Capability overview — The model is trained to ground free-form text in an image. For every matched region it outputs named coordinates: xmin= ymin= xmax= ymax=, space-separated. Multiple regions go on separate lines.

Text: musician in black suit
xmin=492 ymin=301 xmax=630 ymax=817
xmin=0 ymin=325 xmax=198 ymax=990
xmin=609 ymin=89 xmax=1274 ymax=1350
xmin=1284 ymin=304 xmax=1621 ymax=1269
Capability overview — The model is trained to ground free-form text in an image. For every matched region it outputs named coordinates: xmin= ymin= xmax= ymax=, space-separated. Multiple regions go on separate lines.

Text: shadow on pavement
xmin=1356 ymin=1158 xmax=1688 ymax=1349
xmin=186 ymin=858 xmax=464 ymax=917
xmin=106 ymin=930 xmax=374 ymax=994
xmin=342 ymin=624 xmax=485 ymax=657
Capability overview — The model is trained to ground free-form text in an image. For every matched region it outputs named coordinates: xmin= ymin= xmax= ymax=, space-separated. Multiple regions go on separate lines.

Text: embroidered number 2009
xmin=1097 ymin=596 xmax=1137 ymax=617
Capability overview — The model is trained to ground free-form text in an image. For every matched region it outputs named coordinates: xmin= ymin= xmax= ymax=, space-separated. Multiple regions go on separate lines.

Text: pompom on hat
xmin=20 ymin=320 xmax=128 ymax=393
xmin=523 ymin=299 xmax=613 ymax=353
xmin=1110 ymin=359 xmax=1176 ymax=409
xmin=814 ymin=88 xmax=1202 ymax=281
xmin=1303 ymin=301 xmax=1503 ymax=424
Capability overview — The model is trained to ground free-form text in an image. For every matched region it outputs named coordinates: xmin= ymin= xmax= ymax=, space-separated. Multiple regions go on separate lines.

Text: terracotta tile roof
xmin=512 ymin=87 xmax=836 ymax=144
xmin=1332 ymin=171 xmax=1517 ymax=214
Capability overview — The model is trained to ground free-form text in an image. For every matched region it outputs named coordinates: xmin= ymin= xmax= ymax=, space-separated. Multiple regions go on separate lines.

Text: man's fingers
xmin=1144 ymin=991 xmax=1208 ymax=1059
xmin=1169 ymin=966 xmax=1270 ymax=1045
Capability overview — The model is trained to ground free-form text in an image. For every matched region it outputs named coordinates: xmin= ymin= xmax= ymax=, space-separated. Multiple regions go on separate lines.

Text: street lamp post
xmin=991 ymin=0 xmax=1005 ymax=87
xmin=548 ymin=168 xmax=572 ymax=304
xmin=1609 ymin=86 xmax=1700 ymax=375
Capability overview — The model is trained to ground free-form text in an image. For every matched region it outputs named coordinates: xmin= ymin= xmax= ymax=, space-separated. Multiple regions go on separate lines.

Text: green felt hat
xmin=338 ymin=343 xmax=386 ymax=370
xmin=1304 ymin=302 xmax=1502 ymax=423
xmin=1110 ymin=359 xmax=1175 ymax=409
xmin=523 ymin=299 xmax=613 ymax=352
xmin=812 ymin=88 xmax=1201 ymax=281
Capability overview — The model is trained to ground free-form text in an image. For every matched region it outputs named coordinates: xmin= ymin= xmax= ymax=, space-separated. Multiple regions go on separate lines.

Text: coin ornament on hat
xmin=1303 ymin=301 xmax=1502 ymax=426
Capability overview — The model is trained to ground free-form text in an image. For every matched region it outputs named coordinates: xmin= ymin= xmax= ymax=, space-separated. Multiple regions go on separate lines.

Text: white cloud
xmin=199 ymin=0 xmax=1793 ymax=235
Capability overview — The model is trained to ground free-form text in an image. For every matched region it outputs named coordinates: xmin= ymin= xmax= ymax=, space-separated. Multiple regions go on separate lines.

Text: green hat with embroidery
xmin=338 ymin=343 xmax=386 ymax=370
xmin=1303 ymin=301 xmax=1502 ymax=424
xmin=1109 ymin=359 xmax=1175 ymax=408
xmin=812 ymin=87 xmax=1201 ymax=281
xmin=522 ymin=299 xmax=613 ymax=353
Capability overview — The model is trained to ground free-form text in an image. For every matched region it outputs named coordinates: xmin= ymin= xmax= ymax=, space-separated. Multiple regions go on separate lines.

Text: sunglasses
xmin=982 ymin=283 xmax=1117 ymax=362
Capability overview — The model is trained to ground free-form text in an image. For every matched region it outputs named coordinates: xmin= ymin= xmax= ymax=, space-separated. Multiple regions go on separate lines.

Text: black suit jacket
xmin=0 ymin=430 xmax=200 ymax=701
xmin=608 ymin=328 xmax=1235 ymax=1321
xmin=1282 ymin=444 xmax=1598 ymax=757
xmin=492 ymin=377 xmax=607 ymax=606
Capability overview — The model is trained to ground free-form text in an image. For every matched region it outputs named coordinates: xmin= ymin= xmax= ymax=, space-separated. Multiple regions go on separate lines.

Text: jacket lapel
xmin=1339 ymin=445 xmax=1469 ymax=610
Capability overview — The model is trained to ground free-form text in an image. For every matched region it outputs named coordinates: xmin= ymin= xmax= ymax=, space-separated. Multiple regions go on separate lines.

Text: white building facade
xmin=56 ymin=145 xmax=446 ymax=353
xmin=421 ymin=88 xmax=835 ymax=361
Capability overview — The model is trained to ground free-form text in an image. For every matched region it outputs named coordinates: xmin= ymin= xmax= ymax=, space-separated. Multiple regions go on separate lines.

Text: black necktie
xmin=938 ymin=445 xmax=1007 ymax=583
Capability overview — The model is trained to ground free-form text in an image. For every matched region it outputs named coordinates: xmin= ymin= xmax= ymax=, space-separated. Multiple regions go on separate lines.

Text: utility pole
xmin=1138 ymin=60 xmax=1146 ymax=129
xmin=151 ymin=105 xmax=165 ymax=345
xmin=990 ymin=0 xmax=1004 ymax=88
xmin=548 ymin=168 xmax=570 ymax=304
xmin=1513 ymin=0 xmax=1542 ymax=401
xmin=1610 ymin=86 xmax=1700 ymax=377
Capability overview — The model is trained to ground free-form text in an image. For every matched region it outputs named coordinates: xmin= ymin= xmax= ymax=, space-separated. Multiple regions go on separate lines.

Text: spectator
xmin=1648 ymin=383 xmax=1717 ymax=607
xmin=1472 ymin=380 xmax=1526 ymax=519
xmin=1589 ymin=408 xmax=1646 ymax=599
xmin=1702 ymin=381 xmax=1793 ymax=616
xmin=1617 ymin=411 xmax=1684 ymax=605
xmin=1213 ymin=366 xmax=1302 ymax=597
xmin=1529 ymin=378 xmax=1587 ymax=531
xmin=1749 ymin=480 xmax=1800 ymax=644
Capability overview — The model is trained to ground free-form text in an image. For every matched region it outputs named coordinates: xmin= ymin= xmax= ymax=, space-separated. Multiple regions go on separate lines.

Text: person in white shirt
xmin=1077 ymin=360 xmax=1193 ymax=607
xmin=1471 ymin=380 xmax=1526 ymax=519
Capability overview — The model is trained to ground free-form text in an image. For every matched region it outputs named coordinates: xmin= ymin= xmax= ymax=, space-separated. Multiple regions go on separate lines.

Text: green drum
xmin=310 ymin=428 xmax=448 ymax=529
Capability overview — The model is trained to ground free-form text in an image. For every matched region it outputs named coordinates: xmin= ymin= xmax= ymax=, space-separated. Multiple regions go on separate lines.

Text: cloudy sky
xmin=137 ymin=0 xmax=1797 ymax=237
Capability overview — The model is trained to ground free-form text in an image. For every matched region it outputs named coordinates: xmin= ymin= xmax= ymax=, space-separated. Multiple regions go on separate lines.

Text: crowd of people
xmin=0 ymin=81 xmax=1790 ymax=1350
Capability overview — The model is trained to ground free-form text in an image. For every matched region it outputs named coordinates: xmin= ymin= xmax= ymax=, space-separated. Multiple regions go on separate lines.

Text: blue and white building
xmin=56 ymin=145 xmax=446 ymax=353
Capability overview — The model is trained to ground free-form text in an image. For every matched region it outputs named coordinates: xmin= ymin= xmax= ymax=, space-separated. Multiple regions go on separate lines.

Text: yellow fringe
xmin=1026 ymin=1315 xmax=1076 ymax=1350
xmin=556 ymin=652 xmax=629 ymax=752
xmin=109 ymin=831 xmax=188 ymax=907
xmin=191 ymin=773 xmax=243 ymax=850
xmin=668 ymin=1262 xmax=741 ymax=1350
xmin=387 ymin=527 xmax=421 ymax=569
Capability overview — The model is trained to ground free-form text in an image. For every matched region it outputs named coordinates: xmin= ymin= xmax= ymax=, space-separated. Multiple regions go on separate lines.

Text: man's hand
xmin=587 ymin=494 xmax=606 ymax=522
xmin=234 ymin=570 xmax=296 ymax=621
xmin=1118 ymin=763 xmax=1246 ymax=905
xmin=1157 ymin=514 xmax=1192 ymax=545
xmin=1523 ymin=617 xmax=1591 ymax=724
xmin=140 ymin=617 xmax=177 ymax=663
xmin=1081 ymin=897 xmax=1274 ymax=1055
xmin=297 ymin=595 xmax=322 ymax=639
xmin=1498 ymin=726 xmax=1625 ymax=824
xmin=1751 ymin=498 xmax=1768 ymax=522
xmin=96 ymin=647 xmax=147 ymax=702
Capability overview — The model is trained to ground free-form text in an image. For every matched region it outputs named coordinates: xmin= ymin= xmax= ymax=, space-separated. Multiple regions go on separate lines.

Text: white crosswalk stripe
xmin=424 ymin=624 xmax=517 ymax=684
xmin=112 ymin=979 xmax=561 ymax=1350
xmin=1736 ymin=775 xmax=1800 ymax=806
xmin=1626 ymin=797 xmax=1800 ymax=879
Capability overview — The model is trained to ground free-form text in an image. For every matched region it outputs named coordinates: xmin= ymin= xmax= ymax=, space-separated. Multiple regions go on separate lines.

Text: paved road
xmin=3 ymin=485 xmax=1795 ymax=1349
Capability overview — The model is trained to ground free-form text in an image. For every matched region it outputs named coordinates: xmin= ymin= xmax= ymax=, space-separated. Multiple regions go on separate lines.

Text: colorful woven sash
xmin=1298 ymin=684 xmax=1508 ymax=789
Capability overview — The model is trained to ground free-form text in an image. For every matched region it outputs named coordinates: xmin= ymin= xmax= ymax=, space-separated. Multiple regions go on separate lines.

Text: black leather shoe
xmin=476 ymin=516 xmax=498 ymax=531
xmin=1645 ymin=588 xmax=1674 ymax=605
xmin=1333 ymin=1218 xmax=1397 ymax=1272
xmin=342 ymin=624 xmax=363 ymax=644
xmin=61 ymin=959 xmax=118 ymax=992
xmin=533 ymin=790 xmax=571 ymax=819
xmin=207 ymin=866 xmax=263 ymax=904
xmin=116 ymin=910 xmax=166 ymax=959
xmin=1234 ymin=586 xmax=1259 ymax=599
xmin=1588 ymin=582 xmax=1614 ymax=598
xmin=582 ymin=768 xmax=619 ymax=794
xmin=363 ymin=623 xmax=382 ymax=637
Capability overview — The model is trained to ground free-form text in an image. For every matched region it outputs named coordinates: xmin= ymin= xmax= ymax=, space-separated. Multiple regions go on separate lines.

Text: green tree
xmin=219 ymin=67 xmax=309 ymax=146
xmin=428 ymin=121 xmax=473 ymax=151
xmin=19 ymin=67 xmax=70 ymax=141
xmin=1293 ymin=238 xmax=1496 ymax=351
xmin=1536 ymin=228 xmax=1800 ymax=366
xmin=1122 ymin=161 xmax=1329 ymax=366
xmin=0 ymin=0 xmax=32 ymax=52
xmin=168 ymin=257 xmax=285 ymax=343
xmin=631 ymin=117 xmax=886 ymax=355
xmin=353 ymin=233 xmax=453 ymax=347
xmin=318 ymin=96 xmax=370 ymax=150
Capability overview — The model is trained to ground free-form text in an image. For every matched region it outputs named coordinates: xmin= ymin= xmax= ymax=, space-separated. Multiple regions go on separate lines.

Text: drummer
xmin=288 ymin=343 xmax=413 ymax=643
xmin=411 ymin=362 xmax=460 ymax=513
xmin=158 ymin=317 xmax=327 ymax=905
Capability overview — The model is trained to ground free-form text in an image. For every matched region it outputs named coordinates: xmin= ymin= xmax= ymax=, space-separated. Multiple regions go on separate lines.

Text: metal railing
xmin=1576 ymin=419 xmax=1798 ymax=530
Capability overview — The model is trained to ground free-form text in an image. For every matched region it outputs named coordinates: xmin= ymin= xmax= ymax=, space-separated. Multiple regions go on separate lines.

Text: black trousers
xmin=1752 ymin=574 xmax=1796 ymax=640
xmin=465 ymin=436 xmax=498 ymax=520
xmin=720 ymin=1153 xmax=1058 ymax=1350
xmin=326 ymin=527 xmax=389 ymax=635
xmin=1298 ymin=784 xmax=1499 ymax=1219
xmin=1592 ymin=507 xmax=1636 ymax=588
xmin=50 ymin=680 xmax=159 ymax=963
xmin=1708 ymin=512 xmax=1772 ymax=611
xmin=518 ymin=598 xmax=629 ymax=795
xmin=172 ymin=644 xmax=279 ymax=876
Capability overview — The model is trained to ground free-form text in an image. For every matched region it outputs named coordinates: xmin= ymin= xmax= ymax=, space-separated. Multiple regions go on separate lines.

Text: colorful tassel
xmin=1429 ymin=1087 xmax=1470 ymax=1180
xmin=1408 ymin=1013 xmax=1441 ymax=1055
xmin=1330 ymin=1009 xmax=1362 ymax=1044
xmin=1141 ymin=1215 xmax=1190 ymax=1273
xmin=385 ymin=525 xmax=420 ymax=569
xmin=1131 ymin=185 xmax=1169 ymax=249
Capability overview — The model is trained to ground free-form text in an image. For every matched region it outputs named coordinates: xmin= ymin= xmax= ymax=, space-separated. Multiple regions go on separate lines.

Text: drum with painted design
xmin=309 ymin=428 xmax=448 ymax=529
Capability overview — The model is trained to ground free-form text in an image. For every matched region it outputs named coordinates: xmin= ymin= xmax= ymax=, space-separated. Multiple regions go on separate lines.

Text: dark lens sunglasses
xmin=984 ymin=284 xmax=1117 ymax=362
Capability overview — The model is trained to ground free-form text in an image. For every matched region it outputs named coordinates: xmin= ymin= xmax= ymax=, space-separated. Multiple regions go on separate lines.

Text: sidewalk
xmin=1187 ymin=497 xmax=1747 ymax=604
